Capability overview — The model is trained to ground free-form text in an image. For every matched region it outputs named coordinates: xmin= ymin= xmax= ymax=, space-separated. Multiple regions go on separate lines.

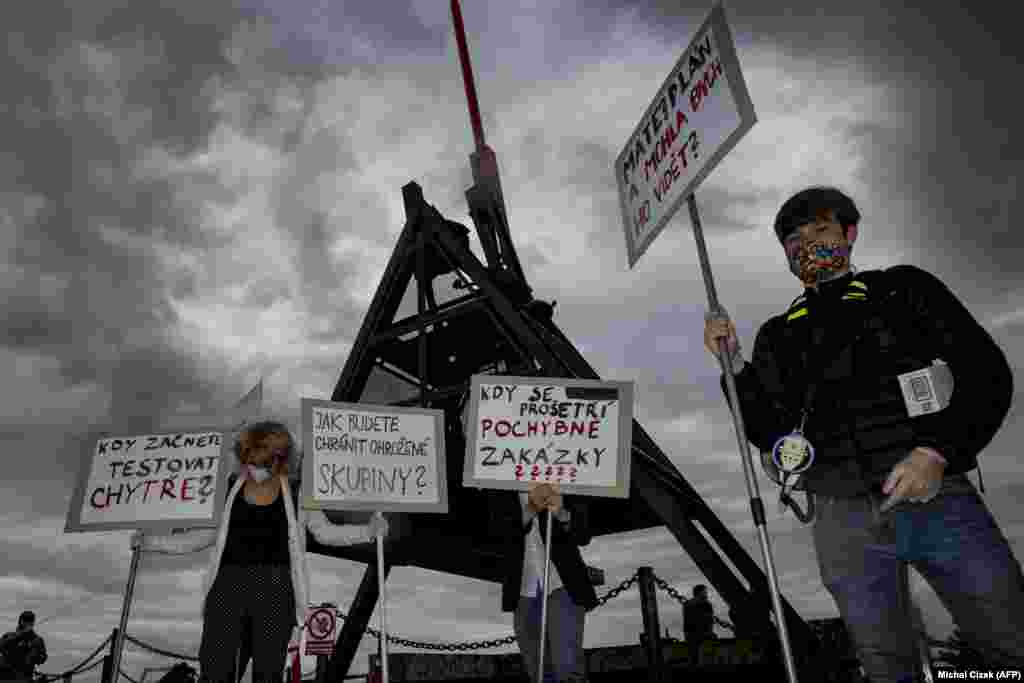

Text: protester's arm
xmin=305 ymin=509 xmax=378 ymax=546
xmin=29 ymin=636 xmax=46 ymax=667
xmin=718 ymin=320 xmax=801 ymax=452
xmin=137 ymin=528 xmax=218 ymax=554
xmin=890 ymin=265 xmax=1014 ymax=466
xmin=552 ymin=497 xmax=591 ymax=547
xmin=0 ymin=630 xmax=30 ymax=650
xmin=521 ymin=494 xmax=536 ymax=535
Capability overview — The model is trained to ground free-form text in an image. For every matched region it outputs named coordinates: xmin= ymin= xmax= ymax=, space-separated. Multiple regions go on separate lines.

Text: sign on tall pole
xmin=462 ymin=375 xmax=634 ymax=499
xmin=300 ymin=399 xmax=449 ymax=683
xmin=616 ymin=1 xmax=756 ymax=268
xmin=64 ymin=426 xmax=232 ymax=683
xmin=462 ymin=375 xmax=634 ymax=681
xmin=614 ymin=4 xmax=801 ymax=682
xmin=65 ymin=428 xmax=231 ymax=534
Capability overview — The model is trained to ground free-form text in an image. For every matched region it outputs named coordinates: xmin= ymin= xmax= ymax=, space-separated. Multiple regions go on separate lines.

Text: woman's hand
xmin=367 ymin=514 xmax=389 ymax=538
xmin=527 ymin=482 xmax=562 ymax=514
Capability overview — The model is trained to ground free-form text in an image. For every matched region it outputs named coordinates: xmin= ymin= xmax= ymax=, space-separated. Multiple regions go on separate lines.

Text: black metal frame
xmin=319 ymin=181 xmax=815 ymax=680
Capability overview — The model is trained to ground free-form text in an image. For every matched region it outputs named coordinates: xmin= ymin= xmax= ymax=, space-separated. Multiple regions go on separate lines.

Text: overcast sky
xmin=3 ymin=0 xmax=1022 ymax=680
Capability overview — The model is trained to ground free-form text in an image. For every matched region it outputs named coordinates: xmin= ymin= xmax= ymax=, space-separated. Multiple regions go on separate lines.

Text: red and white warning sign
xmin=305 ymin=605 xmax=337 ymax=656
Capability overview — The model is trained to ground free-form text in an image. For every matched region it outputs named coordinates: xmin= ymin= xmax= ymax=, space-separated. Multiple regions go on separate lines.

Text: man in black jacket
xmin=703 ymin=187 xmax=1023 ymax=681
xmin=683 ymin=584 xmax=715 ymax=662
xmin=497 ymin=483 xmax=598 ymax=683
xmin=0 ymin=612 xmax=47 ymax=682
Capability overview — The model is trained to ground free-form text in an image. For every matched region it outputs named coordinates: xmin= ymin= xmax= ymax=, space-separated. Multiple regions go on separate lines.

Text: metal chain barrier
xmin=36 ymin=631 xmax=114 ymax=682
xmin=36 ymin=655 xmax=105 ymax=682
xmin=43 ymin=569 xmax=725 ymax=673
xmin=333 ymin=572 xmax=642 ymax=652
xmin=650 ymin=572 xmax=735 ymax=633
xmin=123 ymin=633 xmax=200 ymax=663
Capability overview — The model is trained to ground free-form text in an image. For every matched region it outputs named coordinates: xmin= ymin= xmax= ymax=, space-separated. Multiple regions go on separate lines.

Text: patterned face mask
xmin=786 ymin=238 xmax=851 ymax=287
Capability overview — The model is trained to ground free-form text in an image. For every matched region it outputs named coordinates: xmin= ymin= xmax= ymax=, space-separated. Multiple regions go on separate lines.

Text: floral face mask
xmin=786 ymin=237 xmax=852 ymax=287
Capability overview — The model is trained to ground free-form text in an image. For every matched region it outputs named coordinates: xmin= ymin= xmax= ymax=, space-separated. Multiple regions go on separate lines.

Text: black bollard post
xmin=637 ymin=567 xmax=665 ymax=683
xmin=101 ymin=629 xmax=118 ymax=683
xmin=315 ymin=654 xmax=328 ymax=683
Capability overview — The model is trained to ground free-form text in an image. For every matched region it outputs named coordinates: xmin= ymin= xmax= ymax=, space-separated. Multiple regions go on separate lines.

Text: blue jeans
xmin=813 ymin=474 xmax=1024 ymax=682
xmin=514 ymin=587 xmax=586 ymax=683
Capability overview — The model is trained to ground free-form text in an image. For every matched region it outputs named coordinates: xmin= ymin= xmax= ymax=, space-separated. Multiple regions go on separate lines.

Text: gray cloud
xmin=2 ymin=0 xmax=1022 ymax=677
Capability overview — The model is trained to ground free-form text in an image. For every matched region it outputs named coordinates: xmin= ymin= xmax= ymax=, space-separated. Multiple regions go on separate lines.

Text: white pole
xmin=111 ymin=546 xmax=142 ymax=683
xmin=375 ymin=511 xmax=389 ymax=683
xmin=537 ymin=511 xmax=554 ymax=683
xmin=686 ymin=192 xmax=800 ymax=683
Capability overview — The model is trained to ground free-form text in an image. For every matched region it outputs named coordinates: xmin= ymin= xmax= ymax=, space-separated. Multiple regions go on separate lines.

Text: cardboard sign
xmin=305 ymin=606 xmax=337 ymax=656
xmin=616 ymin=1 xmax=757 ymax=267
xmin=462 ymin=375 xmax=633 ymax=498
xmin=65 ymin=427 xmax=231 ymax=533
xmin=300 ymin=399 xmax=448 ymax=513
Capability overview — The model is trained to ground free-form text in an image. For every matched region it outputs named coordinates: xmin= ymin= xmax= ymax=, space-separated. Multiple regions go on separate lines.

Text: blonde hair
xmin=232 ymin=420 xmax=296 ymax=476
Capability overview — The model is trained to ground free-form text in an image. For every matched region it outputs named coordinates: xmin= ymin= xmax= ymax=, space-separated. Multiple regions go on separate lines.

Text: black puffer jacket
xmin=0 ymin=629 xmax=47 ymax=679
xmin=721 ymin=266 xmax=1013 ymax=497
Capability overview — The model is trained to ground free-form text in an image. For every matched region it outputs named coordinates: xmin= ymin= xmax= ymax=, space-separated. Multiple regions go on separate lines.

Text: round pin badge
xmin=771 ymin=432 xmax=815 ymax=474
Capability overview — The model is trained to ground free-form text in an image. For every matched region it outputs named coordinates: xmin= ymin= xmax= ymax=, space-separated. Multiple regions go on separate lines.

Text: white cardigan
xmin=143 ymin=473 xmax=372 ymax=637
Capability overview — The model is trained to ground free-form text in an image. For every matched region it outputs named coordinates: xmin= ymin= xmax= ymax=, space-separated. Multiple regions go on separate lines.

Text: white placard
xmin=65 ymin=428 xmax=230 ymax=533
xmin=462 ymin=375 xmax=633 ymax=498
xmin=300 ymin=398 xmax=448 ymax=513
xmin=616 ymin=1 xmax=757 ymax=268
xmin=897 ymin=360 xmax=954 ymax=418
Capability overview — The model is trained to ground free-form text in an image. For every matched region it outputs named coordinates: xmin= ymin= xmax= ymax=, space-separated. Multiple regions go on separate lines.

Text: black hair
xmin=693 ymin=584 xmax=708 ymax=596
xmin=773 ymin=186 xmax=861 ymax=243
xmin=18 ymin=611 xmax=35 ymax=625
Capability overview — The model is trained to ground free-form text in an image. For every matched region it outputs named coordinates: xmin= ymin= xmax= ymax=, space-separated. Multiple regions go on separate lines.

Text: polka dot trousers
xmin=199 ymin=563 xmax=296 ymax=683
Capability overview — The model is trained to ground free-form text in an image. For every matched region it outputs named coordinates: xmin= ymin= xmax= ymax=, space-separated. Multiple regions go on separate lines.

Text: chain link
xmin=331 ymin=572 xmax=641 ymax=651
xmin=596 ymin=572 xmax=639 ymax=607
xmin=123 ymin=633 xmax=200 ymax=662
xmin=650 ymin=573 xmax=735 ymax=632
xmin=114 ymin=572 xmax=698 ymax=657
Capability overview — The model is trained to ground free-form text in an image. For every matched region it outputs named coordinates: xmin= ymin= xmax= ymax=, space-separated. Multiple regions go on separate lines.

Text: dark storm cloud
xmin=2 ymin=538 xmax=137 ymax=599
xmin=0 ymin=1 xmax=1018 ymax=668
xmin=236 ymin=0 xmax=452 ymax=67
xmin=622 ymin=0 xmax=1024 ymax=282
xmin=0 ymin=1 xmax=258 ymax=423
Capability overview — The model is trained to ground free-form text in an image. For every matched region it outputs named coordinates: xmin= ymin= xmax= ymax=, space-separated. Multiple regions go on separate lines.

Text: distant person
xmin=684 ymin=585 xmax=715 ymax=642
xmin=703 ymin=186 xmax=1024 ymax=679
xmin=496 ymin=483 xmax=598 ymax=683
xmin=0 ymin=611 xmax=47 ymax=682
xmin=133 ymin=420 xmax=389 ymax=683
xmin=684 ymin=585 xmax=715 ymax=664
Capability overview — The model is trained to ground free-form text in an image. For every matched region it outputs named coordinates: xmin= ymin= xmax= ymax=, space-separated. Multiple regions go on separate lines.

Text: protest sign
xmin=616 ymin=1 xmax=757 ymax=267
xmin=65 ymin=427 xmax=230 ymax=533
xmin=462 ymin=375 xmax=634 ymax=498
xmin=300 ymin=399 xmax=448 ymax=513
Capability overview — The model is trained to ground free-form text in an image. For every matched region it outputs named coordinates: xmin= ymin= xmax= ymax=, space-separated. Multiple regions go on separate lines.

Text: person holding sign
xmin=496 ymin=483 xmax=597 ymax=683
xmin=132 ymin=420 xmax=389 ymax=683
xmin=703 ymin=187 xmax=1024 ymax=679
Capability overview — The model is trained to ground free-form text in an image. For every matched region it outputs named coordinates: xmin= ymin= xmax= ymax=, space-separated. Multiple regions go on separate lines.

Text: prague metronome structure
xmin=309 ymin=2 xmax=822 ymax=679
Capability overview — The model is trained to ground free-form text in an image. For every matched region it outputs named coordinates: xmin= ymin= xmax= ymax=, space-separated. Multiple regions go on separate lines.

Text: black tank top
xmin=221 ymin=489 xmax=291 ymax=565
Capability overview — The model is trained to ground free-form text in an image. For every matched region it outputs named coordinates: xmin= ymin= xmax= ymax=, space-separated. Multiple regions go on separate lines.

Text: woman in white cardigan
xmin=132 ymin=420 xmax=386 ymax=683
